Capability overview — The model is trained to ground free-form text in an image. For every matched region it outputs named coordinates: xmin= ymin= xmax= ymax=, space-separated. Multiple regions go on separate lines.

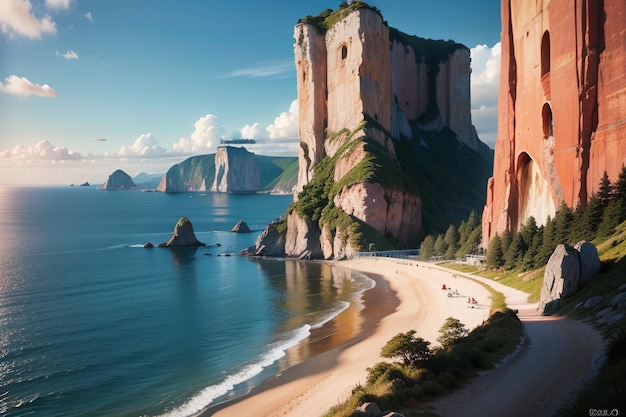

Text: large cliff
xmin=482 ymin=0 xmax=626 ymax=245
xmin=156 ymin=146 xmax=297 ymax=193
xmin=256 ymin=2 xmax=492 ymax=259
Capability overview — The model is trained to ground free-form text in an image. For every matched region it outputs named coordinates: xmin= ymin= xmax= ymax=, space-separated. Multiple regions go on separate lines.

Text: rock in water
xmin=100 ymin=169 xmax=136 ymax=190
xmin=159 ymin=217 xmax=206 ymax=248
xmin=230 ymin=220 xmax=252 ymax=233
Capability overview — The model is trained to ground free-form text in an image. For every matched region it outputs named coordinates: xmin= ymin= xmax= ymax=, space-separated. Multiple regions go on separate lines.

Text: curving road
xmin=428 ymin=267 xmax=605 ymax=417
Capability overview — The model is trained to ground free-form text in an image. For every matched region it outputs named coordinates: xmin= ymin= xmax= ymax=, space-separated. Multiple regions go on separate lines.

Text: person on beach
xmin=442 ymin=284 xmax=447 ymax=290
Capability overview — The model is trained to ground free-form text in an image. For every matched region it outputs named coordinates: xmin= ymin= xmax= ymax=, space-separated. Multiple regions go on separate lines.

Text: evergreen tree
xmin=598 ymin=171 xmax=613 ymax=208
xmin=598 ymin=198 xmax=624 ymax=239
xmin=419 ymin=235 xmax=435 ymax=260
xmin=504 ymin=233 xmax=525 ymax=269
xmin=444 ymin=225 xmax=459 ymax=259
xmin=434 ymin=234 xmax=446 ymax=257
xmin=381 ymin=330 xmax=432 ymax=366
xmin=554 ymin=201 xmax=574 ymax=244
xmin=486 ymin=234 xmax=504 ymax=269
xmin=437 ymin=317 xmax=469 ymax=350
xmin=612 ymin=164 xmax=626 ymax=223
xmin=538 ymin=216 xmax=557 ymax=264
xmin=500 ymin=229 xmax=513 ymax=255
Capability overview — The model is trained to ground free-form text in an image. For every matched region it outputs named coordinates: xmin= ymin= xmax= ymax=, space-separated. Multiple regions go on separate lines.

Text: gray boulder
xmin=610 ymin=292 xmax=626 ymax=308
xmin=574 ymin=241 xmax=601 ymax=286
xmin=539 ymin=244 xmax=581 ymax=314
xmin=159 ymin=217 xmax=206 ymax=248
xmin=583 ymin=295 xmax=603 ymax=310
xmin=358 ymin=402 xmax=382 ymax=417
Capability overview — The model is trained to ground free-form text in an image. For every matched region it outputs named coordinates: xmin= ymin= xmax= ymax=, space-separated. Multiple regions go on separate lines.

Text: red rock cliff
xmin=483 ymin=0 xmax=626 ymax=245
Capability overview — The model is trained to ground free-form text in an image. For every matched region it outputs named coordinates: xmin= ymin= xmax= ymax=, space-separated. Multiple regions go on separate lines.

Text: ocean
xmin=0 ymin=186 xmax=375 ymax=417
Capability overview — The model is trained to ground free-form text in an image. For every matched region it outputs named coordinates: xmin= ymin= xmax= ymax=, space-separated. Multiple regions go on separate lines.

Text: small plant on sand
xmin=437 ymin=317 xmax=469 ymax=350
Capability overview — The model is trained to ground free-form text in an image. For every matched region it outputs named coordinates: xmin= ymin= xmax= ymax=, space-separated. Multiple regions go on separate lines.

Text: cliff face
xmin=100 ymin=169 xmax=136 ymax=190
xmin=272 ymin=3 xmax=491 ymax=259
xmin=156 ymin=147 xmax=297 ymax=193
xmin=212 ymin=146 xmax=262 ymax=192
xmin=482 ymin=0 xmax=626 ymax=245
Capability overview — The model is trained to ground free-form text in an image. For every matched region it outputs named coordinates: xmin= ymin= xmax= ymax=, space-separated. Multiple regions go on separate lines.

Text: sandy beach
xmin=204 ymin=257 xmax=492 ymax=417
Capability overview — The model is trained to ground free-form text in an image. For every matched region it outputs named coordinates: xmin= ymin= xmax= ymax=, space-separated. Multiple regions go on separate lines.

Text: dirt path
xmin=428 ymin=266 xmax=605 ymax=417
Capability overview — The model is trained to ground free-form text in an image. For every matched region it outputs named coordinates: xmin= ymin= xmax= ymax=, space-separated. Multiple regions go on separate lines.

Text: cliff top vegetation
xmin=298 ymin=1 xmax=382 ymax=34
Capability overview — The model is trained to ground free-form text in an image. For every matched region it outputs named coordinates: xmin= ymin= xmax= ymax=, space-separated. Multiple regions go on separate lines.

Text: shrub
xmin=380 ymin=330 xmax=432 ymax=366
xmin=437 ymin=317 xmax=469 ymax=350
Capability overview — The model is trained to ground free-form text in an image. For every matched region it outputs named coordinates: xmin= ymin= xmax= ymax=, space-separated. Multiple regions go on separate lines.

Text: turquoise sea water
xmin=0 ymin=186 xmax=374 ymax=417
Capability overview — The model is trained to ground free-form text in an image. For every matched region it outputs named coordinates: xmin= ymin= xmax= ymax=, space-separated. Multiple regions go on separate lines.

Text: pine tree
xmin=444 ymin=225 xmax=459 ymax=259
xmin=486 ymin=234 xmax=504 ymax=269
xmin=419 ymin=235 xmax=435 ymax=260
xmin=434 ymin=234 xmax=446 ymax=257
xmin=598 ymin=171 xmax=613 ymax=208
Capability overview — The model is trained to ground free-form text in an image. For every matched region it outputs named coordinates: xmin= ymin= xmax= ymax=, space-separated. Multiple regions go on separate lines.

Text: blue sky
xmin=0 ymin=0 xmax=501 ymax=185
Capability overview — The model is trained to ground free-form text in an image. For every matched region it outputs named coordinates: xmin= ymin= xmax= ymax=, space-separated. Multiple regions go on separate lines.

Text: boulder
xmin=230 ymin=220 xmax=252 ymax=233
xmin=358 ymin=402 xmax=382 ymax=417
xmin=574 ymin=241 xmax=601 ymax=286
xmin=159 ymin=217 xmax=206 ymax=248
xmin=539 ymin=244 xmax=581 ymax=314
xmin=610 ymin=292 xmax=626 ymax=308
xmin=583 ymin=295 xmax=603 ymax=310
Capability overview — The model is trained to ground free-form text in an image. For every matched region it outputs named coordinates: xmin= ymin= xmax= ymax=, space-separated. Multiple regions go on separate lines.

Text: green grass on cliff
xmin=298 ymin=1 xmax=381 ymax=34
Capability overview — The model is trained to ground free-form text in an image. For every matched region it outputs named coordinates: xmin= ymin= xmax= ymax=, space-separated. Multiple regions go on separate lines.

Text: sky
xmin=0 ymin=0 xmax=502 ymax=185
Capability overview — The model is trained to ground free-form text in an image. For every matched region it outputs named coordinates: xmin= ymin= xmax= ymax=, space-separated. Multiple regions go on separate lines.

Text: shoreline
xmin=200 ymin=257 xmax=492 ymax=417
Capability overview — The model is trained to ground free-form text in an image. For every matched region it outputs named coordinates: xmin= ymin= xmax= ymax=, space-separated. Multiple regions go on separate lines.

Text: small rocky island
xmin=144 ymin=217 xmax=206 ymax=248
xmin=100 ymin=169 xmax=137 ymax=190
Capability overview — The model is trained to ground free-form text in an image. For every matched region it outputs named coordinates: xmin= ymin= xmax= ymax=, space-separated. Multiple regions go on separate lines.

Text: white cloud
xmin=84 ymin=12 xmax=92 ymax=22
xmin=56 ymin=50 xmax=79 ymax=60
xmin=0 ymin=0 xmax=56 ymax=38
xmin=117 ymin=133 xmax=167 ymax=158
xmin=172 ymin=114 xmax=226 ymax=154
xmin=45 ymin=0 xmax=72 ymax=9
xmin=0 ymin=75 xmax=57 ymax=97
xmin=224 ymin=60 xmax=294 ymax=79
xmin=266 ymin=100 xmax=299 ymax=140
xmin=240 ymin=123 xmax=260 ymax=139
xmin=470 ymin=42 xmax=500 ymax=148
xmin=0 ymin=140 xmax=82 ymax=160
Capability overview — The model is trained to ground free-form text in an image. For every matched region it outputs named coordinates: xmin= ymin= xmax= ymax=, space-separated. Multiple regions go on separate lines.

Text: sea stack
xmin=100 ymin=169 xmax=136 ymax=190
xmin=159 ymin=217 xmax=206 ymax=248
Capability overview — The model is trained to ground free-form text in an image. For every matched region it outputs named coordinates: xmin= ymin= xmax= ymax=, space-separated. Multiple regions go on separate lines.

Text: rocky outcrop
xmin=482 ymin=0 xmax=626 ymax=245
xmin=156 ymin=148 xmax=296 ymax=193
xmin=100 ymin=169 xmax=136 ymax=190
xmin=538 ymin=241 xmax=601 ymax=315
xmin=253 ymin=221 xmax=286 ymax=257
xmin=230 ymin=220 xmax=251 ymax=233
xmin=277 ymin=3 xmax=491 ymax=259
xmin=158 ymin=217 xmax=205 ymax=248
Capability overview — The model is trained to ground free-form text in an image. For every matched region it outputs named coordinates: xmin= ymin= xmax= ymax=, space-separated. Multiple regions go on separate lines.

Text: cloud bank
xmin=56 ymin=50 xmax=79 ymax=60
xmin=0 ymin=0 xmax=56 ymax=38
xmin=0 ymin=140 xmax=81 ymax=160
xmin=0 ymin=75 xmax=58 ymax=97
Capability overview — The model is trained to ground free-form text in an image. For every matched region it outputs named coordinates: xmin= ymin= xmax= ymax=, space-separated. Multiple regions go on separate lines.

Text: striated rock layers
xmin=100 ymin=169 xmax=136 ymax=190
xmin=483 ymin=0 xmax=626 ymax=245
xmin=156 ymin=146 xmax=297 ymax=193
xmin=256 ymin=3 xmax=492 ymax=259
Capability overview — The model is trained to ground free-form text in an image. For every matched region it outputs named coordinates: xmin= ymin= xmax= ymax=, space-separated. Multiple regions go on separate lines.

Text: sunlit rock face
xmin=517 ymin=154 xmax=556 ymax=229
xmin=211 ymin=146 xmax=260 ymax=193
xmin=482 ymin=0 xmax=626 ymax=245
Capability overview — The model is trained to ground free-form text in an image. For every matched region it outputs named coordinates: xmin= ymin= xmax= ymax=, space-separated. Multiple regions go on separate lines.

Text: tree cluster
xmin=419 ymin=210 xmax=482 ymax=260
xmin=487 ymin=168 xmax=626 ymax=270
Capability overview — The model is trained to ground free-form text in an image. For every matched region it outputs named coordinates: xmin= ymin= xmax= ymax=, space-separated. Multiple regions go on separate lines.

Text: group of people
xmin=441 ymin=284 xmax=478 ymax=304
